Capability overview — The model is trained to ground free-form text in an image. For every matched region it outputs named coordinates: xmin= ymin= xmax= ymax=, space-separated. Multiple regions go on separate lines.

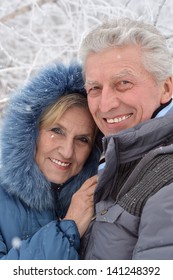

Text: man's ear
xmin=160 ymin=76 xmax=173 ymax=104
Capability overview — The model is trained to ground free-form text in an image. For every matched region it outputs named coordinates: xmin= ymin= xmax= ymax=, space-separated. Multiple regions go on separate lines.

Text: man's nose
xmin=99 ymin=86 xmax=120 ymax=113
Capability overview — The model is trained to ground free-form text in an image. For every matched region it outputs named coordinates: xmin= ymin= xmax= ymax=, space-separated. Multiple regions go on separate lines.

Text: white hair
xmin=79 ymin=18 xmax=172 ymax=83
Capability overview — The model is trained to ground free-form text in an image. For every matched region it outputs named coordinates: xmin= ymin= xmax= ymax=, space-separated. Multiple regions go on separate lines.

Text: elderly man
xmin=79 ymin=18 xmax=173 ymax=259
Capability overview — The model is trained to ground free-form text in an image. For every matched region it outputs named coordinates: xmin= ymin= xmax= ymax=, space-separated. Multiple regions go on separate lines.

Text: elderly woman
xmin=0 ymin=63 xmax=100 ymax=259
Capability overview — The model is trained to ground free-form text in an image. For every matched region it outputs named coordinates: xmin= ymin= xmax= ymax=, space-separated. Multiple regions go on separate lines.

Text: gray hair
xmin=79 ymin=18 xmax=172 ymax=83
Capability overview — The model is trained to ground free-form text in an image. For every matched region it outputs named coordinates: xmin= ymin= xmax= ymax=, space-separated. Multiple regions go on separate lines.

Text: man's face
xmin=85 ymin=45 xmax=171 ymax=136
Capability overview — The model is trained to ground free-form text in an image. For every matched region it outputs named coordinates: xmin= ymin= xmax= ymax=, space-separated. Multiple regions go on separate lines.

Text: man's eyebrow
xmin=111 ymin=69 xmax=136 ymax=79
xmin=85 ymin=70 xmax=137 ymax=86
xmin=85 ymin=80 xmax=100 ymax=86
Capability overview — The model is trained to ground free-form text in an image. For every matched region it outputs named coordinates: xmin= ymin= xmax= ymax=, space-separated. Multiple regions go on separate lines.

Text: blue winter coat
xmin=0 ymin=63 xmax=100 ymax=259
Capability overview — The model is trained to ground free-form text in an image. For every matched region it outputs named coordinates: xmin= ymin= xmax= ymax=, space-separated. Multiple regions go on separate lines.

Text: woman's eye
xmin=51 ymin=127 xmax=63 ymax=135
xmin=78 ymin=136 xmax=89 ymax=144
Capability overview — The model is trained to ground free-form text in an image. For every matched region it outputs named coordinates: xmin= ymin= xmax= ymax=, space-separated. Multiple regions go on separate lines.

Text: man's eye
xmin=116 ymin=80 xmax=133 ymax=91
xmin=87 ymin=86 xmax=101 ymax=96
xmin=121 ymin=80 xmax=129 ymax=84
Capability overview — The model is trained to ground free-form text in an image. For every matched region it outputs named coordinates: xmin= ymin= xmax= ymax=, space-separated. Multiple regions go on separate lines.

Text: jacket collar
xmin=95 ymin=109 xmax=173 ymax=203
xmin=103 ymin=108 xmax=173 ymax=164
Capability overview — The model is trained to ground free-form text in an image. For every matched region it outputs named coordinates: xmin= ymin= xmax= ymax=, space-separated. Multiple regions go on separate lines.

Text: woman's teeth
xmin=51 ymin=158 xmax=70 ymax=166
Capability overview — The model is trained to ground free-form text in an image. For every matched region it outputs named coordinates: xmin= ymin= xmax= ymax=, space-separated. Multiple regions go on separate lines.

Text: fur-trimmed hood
xmin=0 ymin=63 xmax=100 ymax=213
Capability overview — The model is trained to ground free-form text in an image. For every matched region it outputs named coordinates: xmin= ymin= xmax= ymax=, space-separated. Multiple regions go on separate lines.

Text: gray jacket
xmin=81 ymin=108 xmax=173 ymax=259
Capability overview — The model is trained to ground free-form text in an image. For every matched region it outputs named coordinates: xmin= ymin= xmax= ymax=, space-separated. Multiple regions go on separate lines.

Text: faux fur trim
xmin=0 ymin=62 xmax=97 ymax=211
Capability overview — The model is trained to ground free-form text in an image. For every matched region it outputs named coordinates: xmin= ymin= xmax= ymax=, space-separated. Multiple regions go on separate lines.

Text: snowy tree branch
xmin=0 ymin=0 xmax=172 ymax=122
xmin=0 ymin=0 xmax=56 ymax=24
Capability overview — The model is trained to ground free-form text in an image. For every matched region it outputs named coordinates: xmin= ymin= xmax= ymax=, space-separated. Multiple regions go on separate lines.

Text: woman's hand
xmin=64 ymin=175 xmax=98 ymax=237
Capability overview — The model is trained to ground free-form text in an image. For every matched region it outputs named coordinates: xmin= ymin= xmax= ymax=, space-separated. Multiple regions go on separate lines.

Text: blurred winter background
xmin=0 ymin=0 xmax=173 ymax=123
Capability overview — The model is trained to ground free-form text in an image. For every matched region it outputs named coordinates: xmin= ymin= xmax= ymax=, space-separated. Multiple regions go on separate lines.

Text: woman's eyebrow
xmin=51 ymin=122 xmax=66 ymax=131
xmin=52 ymin=123 xmax=93 ymax=138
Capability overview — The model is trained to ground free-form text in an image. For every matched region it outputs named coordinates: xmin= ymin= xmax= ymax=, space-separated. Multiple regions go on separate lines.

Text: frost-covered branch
xmin=0 ymin=0 xmax=172 ymax=118
xmin=0 ymin=0 xmax=56 ymax=23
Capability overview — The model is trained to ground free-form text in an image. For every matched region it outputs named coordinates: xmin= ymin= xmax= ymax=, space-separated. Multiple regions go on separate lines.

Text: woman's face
xmin=35 ymin=106 xmax=96 ymax=184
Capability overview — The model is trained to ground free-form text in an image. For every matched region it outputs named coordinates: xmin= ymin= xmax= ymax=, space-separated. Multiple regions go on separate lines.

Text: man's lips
xmin=105 ymin=114 xmax=132 ymax=123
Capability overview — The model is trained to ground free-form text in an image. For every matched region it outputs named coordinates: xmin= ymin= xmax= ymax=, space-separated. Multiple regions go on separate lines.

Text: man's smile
xmin=104 ymin=114 xmax=132 ymax=124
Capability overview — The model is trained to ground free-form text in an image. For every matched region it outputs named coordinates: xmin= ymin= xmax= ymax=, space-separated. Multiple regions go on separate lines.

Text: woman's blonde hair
xmin=39 ymin=93 xmax=97 ymax=142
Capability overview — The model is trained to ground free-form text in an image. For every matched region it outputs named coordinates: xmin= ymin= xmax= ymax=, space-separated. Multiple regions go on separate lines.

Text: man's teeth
xmin=51 ymin=158 xmax=70 ymax=167
xmin=106 ymin=115 xmax=131 ymax=123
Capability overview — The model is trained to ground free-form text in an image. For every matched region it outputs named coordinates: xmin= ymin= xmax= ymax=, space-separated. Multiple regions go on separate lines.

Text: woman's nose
xmin=59 ymin=138 xmax=74 ymax=159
